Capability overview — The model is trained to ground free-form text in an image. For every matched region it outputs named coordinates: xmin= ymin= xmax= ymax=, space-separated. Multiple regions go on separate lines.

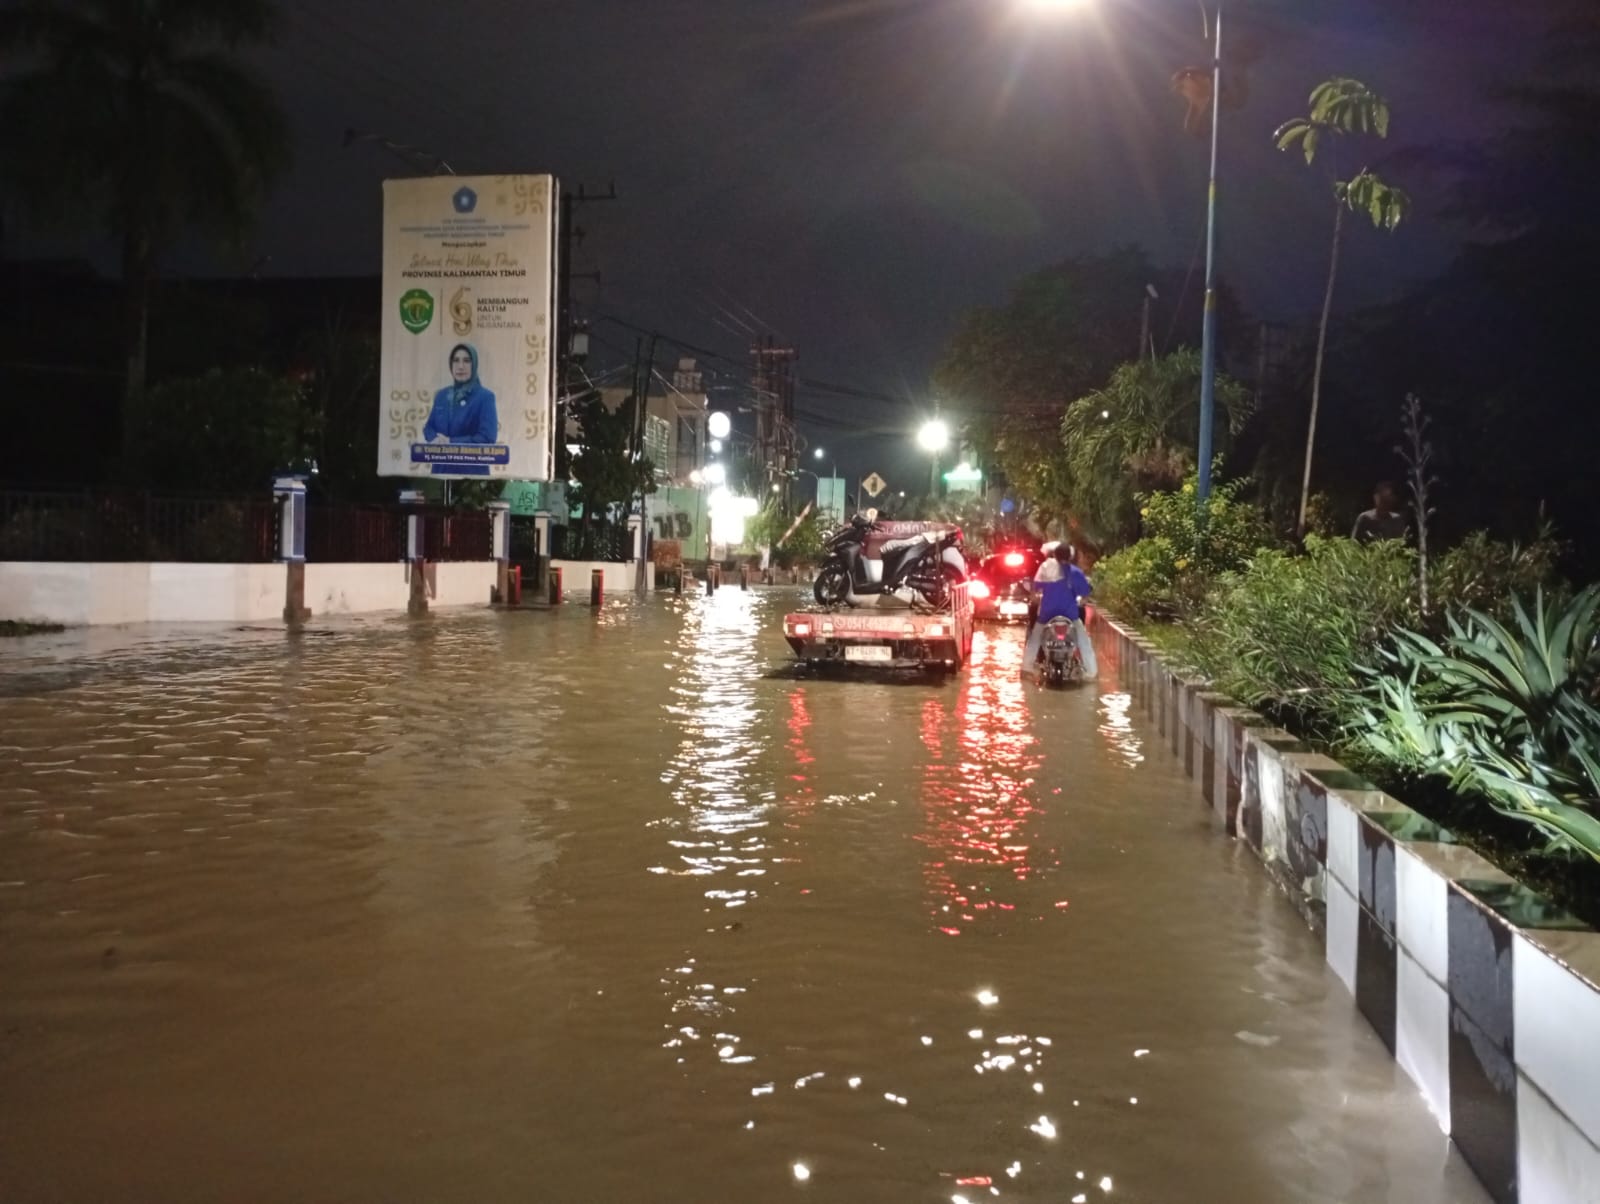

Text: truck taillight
xmin=927 ymin=623 xmax=946 ymax=637
xmin=902 ymin=622 xmax=916 ymax=636
xmin=792 ymin=622 xmax=810 ymax=636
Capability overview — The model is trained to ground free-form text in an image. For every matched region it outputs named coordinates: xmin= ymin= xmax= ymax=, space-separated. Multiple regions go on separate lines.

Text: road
xmin=0 ymin=589 xmax=1487 ymax=1202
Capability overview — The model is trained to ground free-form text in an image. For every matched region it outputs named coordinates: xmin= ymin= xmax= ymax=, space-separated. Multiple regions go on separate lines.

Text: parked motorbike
xmin=813 ymin=512 xmax=966 ymax=609
xmin=1036 ymin=617 xmax=1086 ymax=688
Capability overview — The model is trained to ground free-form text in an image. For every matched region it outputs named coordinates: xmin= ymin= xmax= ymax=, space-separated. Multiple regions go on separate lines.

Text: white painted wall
xmin=1 ymin=560 xmax=504 ymax=626
xmin=432 ymin=561 xmax=497 ymax=608
xmin=549 ymin=560 xmax=652 ymax=595
xmin=0 ymin=562 xmax=282 ymax=626
xmin=303 ymin=562 xmax=410 ymax=615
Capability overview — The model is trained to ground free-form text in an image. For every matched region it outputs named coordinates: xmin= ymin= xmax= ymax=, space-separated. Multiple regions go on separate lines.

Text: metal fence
xmin=549 ymin=522 xmax=631 ymax=563
xmin=306 ymin=505 xmax=406 ymax=563
xmin=421 ymin=510 xmax=493 ymax=562
xmin=0 ymin=489 xmax=279 ymax=563
xmin=0 ymin=489 xmax=507 ymax=565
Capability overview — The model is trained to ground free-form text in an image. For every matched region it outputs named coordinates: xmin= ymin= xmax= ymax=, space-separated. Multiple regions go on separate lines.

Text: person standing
xmin=1351 ymin=482 xmax=1409 ymax=544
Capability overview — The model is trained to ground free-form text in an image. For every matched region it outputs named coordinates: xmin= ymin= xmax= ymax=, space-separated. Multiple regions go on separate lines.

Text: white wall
xmin=1 ymin=560 xmax=502 ymax=626
xmin=432 ymin=561 xmax=497 ymax=607
xmin=549 ymin=560 xmax=652 ymax=595
xmin=0 ymin=562 xmax=283 ymax=626
xmin=303 ymin=562 xmax=410 ymax=615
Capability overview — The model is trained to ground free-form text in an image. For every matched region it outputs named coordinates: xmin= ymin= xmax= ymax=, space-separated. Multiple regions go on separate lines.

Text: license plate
xmin=999 ymin=602 xmax=1028 ymax=616
xmin=845 ymin=644 xmax=893 ymax=663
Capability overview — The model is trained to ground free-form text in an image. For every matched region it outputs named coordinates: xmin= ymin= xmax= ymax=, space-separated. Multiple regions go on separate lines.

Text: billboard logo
xmin=452 ymin=186 xmax=478 ymax=214
xmin=449 ymin=286 xmax=473 ymax=336
xmin=398 ymin=288 xmax=434 ymax=334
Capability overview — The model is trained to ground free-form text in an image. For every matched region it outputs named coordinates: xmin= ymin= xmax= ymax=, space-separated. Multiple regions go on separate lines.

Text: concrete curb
xmin=1092 ymin=612 xmax=1600 ymax=1204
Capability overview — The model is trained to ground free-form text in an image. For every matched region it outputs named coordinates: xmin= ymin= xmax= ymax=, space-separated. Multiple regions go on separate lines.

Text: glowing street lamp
xmin=702 ymin=462 xmax=726 ymax=486
xmin=918 ymin=418 xmax=951 ymax=497
xmin=1019 ymin=0 xmax=1222 ymax=504
xmin=707 ymin=411 xmax=732 ymax=440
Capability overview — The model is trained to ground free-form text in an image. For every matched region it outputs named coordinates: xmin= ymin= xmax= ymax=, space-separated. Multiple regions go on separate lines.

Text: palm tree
xmin=1060 ymin=348 xmax=1252 ymax=545
xmin=1274 ymin=78 xmax=1410 ymax=536
xmin=0 ymin=0 xmax=292 ymax=457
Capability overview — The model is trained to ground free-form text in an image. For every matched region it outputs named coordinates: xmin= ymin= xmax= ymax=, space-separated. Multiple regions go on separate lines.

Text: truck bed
xmin=782 ymin=583 xmax=974 ymax=671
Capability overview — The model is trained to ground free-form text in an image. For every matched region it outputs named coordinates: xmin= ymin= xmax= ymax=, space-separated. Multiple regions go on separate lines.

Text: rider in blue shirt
xmin=1023 ymin=544 xmax=1098 ymax=678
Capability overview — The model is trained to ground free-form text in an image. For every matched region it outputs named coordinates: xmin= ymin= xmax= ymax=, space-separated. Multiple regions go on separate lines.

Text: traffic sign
xmin=861 ymin=472 xmax=887 ymax=498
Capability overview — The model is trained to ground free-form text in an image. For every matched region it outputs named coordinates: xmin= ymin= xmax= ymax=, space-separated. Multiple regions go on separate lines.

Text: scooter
xmin=813 ymin=511 xmax=966 ymax=609
xmin=1036 ymin=616 xmax=1086 ymax=688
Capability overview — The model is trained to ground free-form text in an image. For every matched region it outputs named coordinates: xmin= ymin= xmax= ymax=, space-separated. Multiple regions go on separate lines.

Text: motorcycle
xmin=813 ymin=511 xmax=966 ymax=609
xmin=1036 ymin=617 xmax=1086 ymax=688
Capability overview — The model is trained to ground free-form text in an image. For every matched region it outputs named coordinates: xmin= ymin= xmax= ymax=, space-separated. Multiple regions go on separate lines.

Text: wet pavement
xmin=0 ymin=589 xmax=1488 ymax=1202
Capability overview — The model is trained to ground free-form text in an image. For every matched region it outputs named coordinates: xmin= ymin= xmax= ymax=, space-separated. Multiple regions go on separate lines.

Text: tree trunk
xmin=1297 ymin=201 xmax=1345 ymax=537
xmin=120 ymin=226 xmax=153 ymax=473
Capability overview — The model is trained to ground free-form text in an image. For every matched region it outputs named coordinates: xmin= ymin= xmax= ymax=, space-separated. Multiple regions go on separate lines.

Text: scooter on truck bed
xmin=783 ymin=581 xmax=974 ymax=673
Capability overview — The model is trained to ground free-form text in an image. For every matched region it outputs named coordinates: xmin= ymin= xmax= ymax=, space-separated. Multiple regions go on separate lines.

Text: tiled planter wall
xmin=1092 ymin=613 xmax=1600 ymax=1204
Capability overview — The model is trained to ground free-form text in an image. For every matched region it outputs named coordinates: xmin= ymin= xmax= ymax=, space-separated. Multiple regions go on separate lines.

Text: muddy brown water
xmin=0 ymin=591 xmax=1487 ymax=1202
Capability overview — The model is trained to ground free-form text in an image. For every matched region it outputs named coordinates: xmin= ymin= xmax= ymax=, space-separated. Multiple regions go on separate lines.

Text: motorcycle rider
xmin=1022 ymin=544 xmax=1097 ymax=679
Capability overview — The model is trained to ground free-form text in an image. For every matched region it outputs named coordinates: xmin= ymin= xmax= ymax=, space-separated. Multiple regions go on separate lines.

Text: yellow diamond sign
xmin=860 ymin=472 xmax=887 ymax=498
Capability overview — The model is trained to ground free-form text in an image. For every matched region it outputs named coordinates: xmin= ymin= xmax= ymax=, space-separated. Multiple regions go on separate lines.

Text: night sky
xmin=190 ymin=0 xmax=1546 ymax=488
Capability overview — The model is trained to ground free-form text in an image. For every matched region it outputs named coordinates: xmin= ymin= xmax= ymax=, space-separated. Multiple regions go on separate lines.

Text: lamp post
xmin=1194 ymin=1 xmax=1224 ymax=505
xmin=917 ymin=419 xmax=950 ymax=499
xmin=1026 ymin=0 xmax=1223 ymax=505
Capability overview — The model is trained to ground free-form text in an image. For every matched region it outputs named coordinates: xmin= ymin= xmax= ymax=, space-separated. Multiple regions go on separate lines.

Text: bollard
xmin=590 ymin=568 xmax=604 ymax=608
xmin=740 ymin=565 xmax=749 ymax=590
xmin=706 ymin=566 xmax=715 ymax=596
xmin=507 ymin=565 xmax=522 ymax=606
xmin=675 ymin=570 xmax=684 ymax=595
xmin=549 ymin=566 xmax=563 ymax=605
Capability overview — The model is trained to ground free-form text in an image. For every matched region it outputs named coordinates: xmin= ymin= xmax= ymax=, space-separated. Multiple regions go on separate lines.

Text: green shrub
xmin=1350 ymin=586 xmax=1600 ymax=860
xmin=1431 ymin=526 xmax=1566 ymax=626
xmin=1092 ymin=474 xmax=1272 ymax=621
xmin=1189 ymin=535 xmax=1419 ymax=738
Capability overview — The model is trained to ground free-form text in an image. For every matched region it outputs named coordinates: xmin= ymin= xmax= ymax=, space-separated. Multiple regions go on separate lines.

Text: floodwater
xmin=0 ymin=590 xmax=1487 ymax=1203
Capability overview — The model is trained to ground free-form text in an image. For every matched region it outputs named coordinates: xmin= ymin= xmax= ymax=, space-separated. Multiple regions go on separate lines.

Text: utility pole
xmin=630 ymin=333 xmax=657 ymax=593
xmin=556 ymin=181 xmax=616 ymax=481
xmin=750 ymin=336 xmax=797 ymax=507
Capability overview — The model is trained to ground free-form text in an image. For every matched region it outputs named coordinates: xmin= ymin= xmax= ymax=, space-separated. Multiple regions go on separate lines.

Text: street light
xmin=917 ymin=418 xmax=950 ymax=497
xmin=1020 ymin=0 xmax=1222 ymax=504
xmin=1194 ymin=2 xmax=1224 ymax=504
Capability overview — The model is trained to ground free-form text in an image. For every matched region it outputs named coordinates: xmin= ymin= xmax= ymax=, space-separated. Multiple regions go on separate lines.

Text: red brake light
xmin=968 ymin=579 xmax=991 ymax=600
xmin=1003 ymin=552 xmax=1025 ymax=568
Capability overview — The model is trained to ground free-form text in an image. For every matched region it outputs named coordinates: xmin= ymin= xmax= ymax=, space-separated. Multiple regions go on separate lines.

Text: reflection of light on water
xmin=917 ymin=629 xmax=1049 ymax=934
xmin=1096 ymin=692 xmax=1144 ymax=767
xmin=655 ymin=593 xmax=771 ymax=1064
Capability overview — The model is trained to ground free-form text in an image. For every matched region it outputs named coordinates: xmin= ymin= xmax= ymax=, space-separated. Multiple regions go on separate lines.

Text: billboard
xmin=378 ymin=174 xmax=558 ymax=481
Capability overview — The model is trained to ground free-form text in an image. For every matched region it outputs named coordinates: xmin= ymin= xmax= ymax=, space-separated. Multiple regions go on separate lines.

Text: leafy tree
xmin=1274 ymin=78 xmax=1411 ymax=535
xmin=126 ymin=366 xmax=313 ymax=493
xmin=932 ymin=248 xmax=1243 ymax=532
xmin=748 ymin=501 xmax=824 ymax=567
xmin=1059 ymin=349 xmax=1252 ymax=546
xmin=0 ymin=0 xmax=292 ymax=453
xmin=568 ymin=391 xmax=655 ymax=528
